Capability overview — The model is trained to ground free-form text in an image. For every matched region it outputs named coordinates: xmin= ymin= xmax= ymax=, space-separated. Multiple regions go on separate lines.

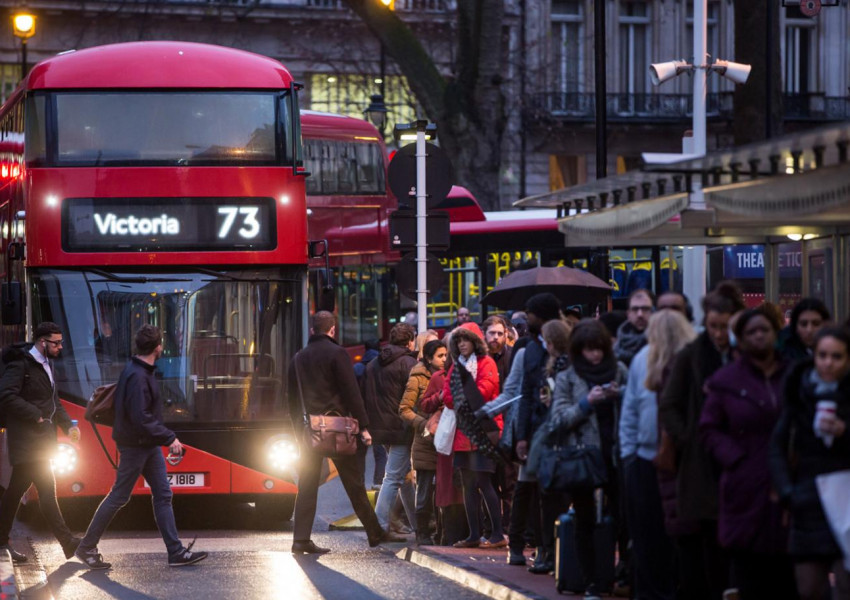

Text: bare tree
xmin=342 ymin=0 xmax=508 ymax=211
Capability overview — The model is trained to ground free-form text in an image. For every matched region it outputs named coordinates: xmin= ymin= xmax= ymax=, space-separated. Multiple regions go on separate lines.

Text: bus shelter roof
xmin=513 ymin=120 xmax=850 ymax=248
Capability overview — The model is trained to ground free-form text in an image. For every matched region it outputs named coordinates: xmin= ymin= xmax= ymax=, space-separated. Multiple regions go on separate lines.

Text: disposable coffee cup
xmin=816 ymin=400 xmax=837 ymax=417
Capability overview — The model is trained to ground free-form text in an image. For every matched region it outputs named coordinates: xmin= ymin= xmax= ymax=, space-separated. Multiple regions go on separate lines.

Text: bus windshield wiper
xmin=87 ymin=269 xmax=192 ymax=284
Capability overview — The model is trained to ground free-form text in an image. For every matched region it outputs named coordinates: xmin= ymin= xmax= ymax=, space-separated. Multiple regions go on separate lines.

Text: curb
xmin=0 ymin=549 xmax=18 ymax=599
xmin=396 ymin=547 xmax=548 ymax=600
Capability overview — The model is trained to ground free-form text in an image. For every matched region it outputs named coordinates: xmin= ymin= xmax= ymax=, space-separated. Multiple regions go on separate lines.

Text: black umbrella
xmin=481 ymin=266 xmax=610 ymax=310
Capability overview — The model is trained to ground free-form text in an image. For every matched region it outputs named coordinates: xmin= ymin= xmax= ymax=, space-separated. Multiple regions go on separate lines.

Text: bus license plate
xmin=145 ymin=473 xmax=205 ymax=488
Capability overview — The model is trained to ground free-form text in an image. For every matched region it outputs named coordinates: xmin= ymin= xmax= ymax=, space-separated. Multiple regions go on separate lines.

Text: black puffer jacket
xmin=0 ymin=345 xmax=72 ymax=465
xmin=770 ymin=359 xmax=850 ymax=558
xmin=363 ymin=345 xmax=417 ymax=445
xmin=113 ymin=357 xmax=176 ymax=448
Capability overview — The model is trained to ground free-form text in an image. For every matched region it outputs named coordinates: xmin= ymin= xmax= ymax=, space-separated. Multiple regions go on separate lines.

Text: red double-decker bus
xmin=0 ymin=41 xmax=306 ymax=518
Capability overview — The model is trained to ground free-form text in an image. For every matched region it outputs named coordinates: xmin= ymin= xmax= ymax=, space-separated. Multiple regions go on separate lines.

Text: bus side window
xmin=304 ymin=140 xmax=320 ymax=194
xmin=337 ymin=142 xmax=356 ymax=193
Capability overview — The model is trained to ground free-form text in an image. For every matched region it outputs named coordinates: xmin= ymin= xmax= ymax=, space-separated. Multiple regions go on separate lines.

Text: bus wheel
xmin=255 ymin=496 xmax=295 ymax=525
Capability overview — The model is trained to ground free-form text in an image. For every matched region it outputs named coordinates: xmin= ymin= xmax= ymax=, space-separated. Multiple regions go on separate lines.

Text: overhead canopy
xmin=514 ymin=120 xmax=850 ymax=247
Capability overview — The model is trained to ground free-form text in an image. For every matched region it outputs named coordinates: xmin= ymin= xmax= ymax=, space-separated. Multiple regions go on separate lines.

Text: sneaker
xmin=168 ymin=547 xmax=208 ymax=567
xmin=0 ymin=544 xmax=27 ymax=564
xmin=63 ymin=537 xmax=82 ymax=560
xmin=75 ymin=546 xmax=111 ymax=570
xmin=584 ymin=584 xmax=602 ymax=600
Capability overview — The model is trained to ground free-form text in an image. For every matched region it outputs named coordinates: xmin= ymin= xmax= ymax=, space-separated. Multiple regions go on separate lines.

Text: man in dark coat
xmin=0 ymin=321 xmax=80 ymax=563
xmin=288 ymin=311 xmax=401 ymax=553
xmin=76 ymin=324 xmax=207 ymax=569
xmin=364 ymin=322 xmax=418 ymax=532
xmin=513 ymin=292 xmax=562 ymax=573
xmin=0 ymin=322 xmax=81 ymax=564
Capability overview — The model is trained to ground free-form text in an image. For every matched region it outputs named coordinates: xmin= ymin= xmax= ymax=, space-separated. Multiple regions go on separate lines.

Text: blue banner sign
xmin=723 ymin=244 xmax=802 ymax=279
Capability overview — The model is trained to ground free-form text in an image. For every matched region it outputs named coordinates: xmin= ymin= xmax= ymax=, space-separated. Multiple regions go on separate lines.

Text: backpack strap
xmin=89 ymin=421 xmax=118 ymax=470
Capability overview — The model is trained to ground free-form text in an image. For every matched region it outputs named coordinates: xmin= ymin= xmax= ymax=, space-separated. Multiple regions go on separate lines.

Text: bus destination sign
xmin=62 ymin=197 xmax=276 ymax=252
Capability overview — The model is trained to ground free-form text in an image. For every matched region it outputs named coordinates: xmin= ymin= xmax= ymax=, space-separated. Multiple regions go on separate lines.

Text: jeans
xmin=79 ymin=445 xmax=183 ymax=558
xmin=0 ymin=460 xmax=75 ymax=548
xmin=374 ymin=444 xmax=415 ymax=530
xmin=372 ymin=445 xmax=388 ymax=487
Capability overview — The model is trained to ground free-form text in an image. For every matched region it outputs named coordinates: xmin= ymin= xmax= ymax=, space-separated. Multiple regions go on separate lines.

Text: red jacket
xmin=442 ymin=354 xmax=501 ymax=452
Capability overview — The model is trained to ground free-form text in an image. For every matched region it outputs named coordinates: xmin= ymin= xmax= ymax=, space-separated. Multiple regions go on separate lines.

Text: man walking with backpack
xmin=0 ymin=322 xmax=82 ymax=563
xmin=75 ymin=324 xmax=207 ymax=569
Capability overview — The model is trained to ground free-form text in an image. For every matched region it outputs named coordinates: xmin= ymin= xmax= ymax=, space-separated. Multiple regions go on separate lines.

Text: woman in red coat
xmin=442 ymin=322 xmax=504 ymax=549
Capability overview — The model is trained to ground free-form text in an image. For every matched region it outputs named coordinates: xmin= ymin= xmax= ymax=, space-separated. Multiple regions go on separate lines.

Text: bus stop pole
xmin=416 ymin=124 xmax=428 ymax=334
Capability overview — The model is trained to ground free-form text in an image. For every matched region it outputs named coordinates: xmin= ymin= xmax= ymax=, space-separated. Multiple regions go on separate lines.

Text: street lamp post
xmin=364 ymin=0 xmax=394 ymax=137
xmin=649 ymin=0 xmax=750 ymax=321
xmin=12 ymin=12 xmax=37 ymax=80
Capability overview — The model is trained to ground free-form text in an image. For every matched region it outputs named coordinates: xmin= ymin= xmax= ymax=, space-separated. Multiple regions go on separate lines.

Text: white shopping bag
xmin=434 ymin=408 xmax=456 ymax=456
xmin=815 ymin=469 xmax=850 ymax=571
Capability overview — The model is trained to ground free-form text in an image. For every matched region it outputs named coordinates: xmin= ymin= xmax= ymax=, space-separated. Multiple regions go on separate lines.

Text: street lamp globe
xmin=12 ymin=13 xmax=37 ymax=40
xmin=364 ymin=94 xmax=388 ymax=133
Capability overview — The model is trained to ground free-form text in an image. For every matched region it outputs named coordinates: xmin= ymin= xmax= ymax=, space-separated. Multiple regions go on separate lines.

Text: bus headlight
xmin=267 ymin=436 xmax=298 ymax=471
xmin=52 ymin=443 xmax=78 ymax=475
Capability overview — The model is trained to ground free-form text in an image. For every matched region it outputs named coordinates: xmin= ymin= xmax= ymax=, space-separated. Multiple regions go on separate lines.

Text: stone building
xmin=2 ymin=0 xmax=848 ymax=208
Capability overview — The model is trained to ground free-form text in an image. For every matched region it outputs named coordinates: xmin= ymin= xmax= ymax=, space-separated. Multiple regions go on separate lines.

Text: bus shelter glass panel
xmin=807 ymin=237 xmax=835 ymax=315
xmin=778 ymin=242 xmax=803 ymax=317
xmin=429 ymin=255 xmax=481 ymax=328
xmin=30 ymin=267 xmax=303 ymax=423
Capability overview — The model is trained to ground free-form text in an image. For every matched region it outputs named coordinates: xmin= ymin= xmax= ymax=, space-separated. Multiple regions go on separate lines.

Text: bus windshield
xmin=30 ymin=267 xmax=303 ymax=424
xmin=35 ymin=92 xmax=286 ymax=166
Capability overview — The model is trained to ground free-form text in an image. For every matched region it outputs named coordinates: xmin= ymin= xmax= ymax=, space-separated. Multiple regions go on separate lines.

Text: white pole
xmin=416 ymin=125 xmax=428 ymax=334
xmin=684 ymin=0 xmax=708 ymax=324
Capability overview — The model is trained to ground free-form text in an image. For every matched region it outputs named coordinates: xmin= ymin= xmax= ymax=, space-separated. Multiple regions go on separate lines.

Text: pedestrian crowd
xmin=0 ymin=285 xmax=847 ymax=600
xmin=325 ymin=287 xmax=850 ymax=600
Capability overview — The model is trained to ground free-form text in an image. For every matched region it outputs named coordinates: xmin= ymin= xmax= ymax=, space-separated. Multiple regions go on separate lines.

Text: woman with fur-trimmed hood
xmin=441 ymin=322 xmax=506 ymax=549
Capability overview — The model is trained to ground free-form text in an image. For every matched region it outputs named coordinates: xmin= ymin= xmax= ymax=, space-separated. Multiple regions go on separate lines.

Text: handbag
xmin=815 ymin=469 xmax=850 ymax=571
xmin=434 ymin=407 xmax=456 ymax=455
xmin=293 ymin=354 xmax=359 ymax=458
xmin=536 ymin=441 xmax=608 ymax=492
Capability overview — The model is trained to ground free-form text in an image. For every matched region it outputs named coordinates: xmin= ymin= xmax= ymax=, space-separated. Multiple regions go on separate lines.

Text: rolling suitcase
xmin=554 ymin=491 xmax=616 ymax=594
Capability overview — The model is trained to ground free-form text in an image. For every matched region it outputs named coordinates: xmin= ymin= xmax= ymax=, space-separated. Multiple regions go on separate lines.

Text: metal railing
xmin=527 ymin=92 xmax=734 ymax=121
xmin=529 ymin=91 xmax=850 ymax=123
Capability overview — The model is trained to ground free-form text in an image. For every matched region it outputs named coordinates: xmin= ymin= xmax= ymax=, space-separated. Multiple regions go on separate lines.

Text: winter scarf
xmin=450 ymin=361 xmax=504 ymax=463
xmin=571 ymin=353 xmax=619 ymax=386
xmin=614 ymin=321 xmax=647 ymax=366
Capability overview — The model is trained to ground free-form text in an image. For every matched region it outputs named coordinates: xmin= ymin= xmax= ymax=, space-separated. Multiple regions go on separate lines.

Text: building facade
xmin=2 ymin=0 xmax=848 ymax=208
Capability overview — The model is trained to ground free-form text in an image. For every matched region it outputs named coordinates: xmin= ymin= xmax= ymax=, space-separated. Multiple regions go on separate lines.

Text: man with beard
xmin=483 ymin=316 xmax=512 ymax=391
xmin=614 ymin=289 xmax=654 ymax=367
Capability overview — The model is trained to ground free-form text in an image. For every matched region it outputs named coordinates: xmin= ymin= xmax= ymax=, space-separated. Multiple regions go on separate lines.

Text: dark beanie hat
xmin=525 ymin=293 xmax=561 ymax=322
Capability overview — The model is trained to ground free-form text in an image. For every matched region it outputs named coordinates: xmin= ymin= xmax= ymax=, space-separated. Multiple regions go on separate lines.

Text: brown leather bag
xmin=293 ymin=354 xmax=359 ymax=458
xmin=85 ymin=382 xmax=118 ymax=425
xmin=305 ymin=412 xmax=359 ymax=457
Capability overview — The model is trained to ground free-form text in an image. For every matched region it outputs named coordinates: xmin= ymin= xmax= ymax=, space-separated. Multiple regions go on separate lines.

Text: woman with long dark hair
xmin=778 ymin=298 xmax=830 ymax=362
xmin=700 ymin=307 xmax=797 ymax=599
xmin=771 ymin=327 xmax=850 ymax=600
xmin=441 ymin=323 xmax=504 ymax=549
xmin=548 ymin=318 xmax=628 ymax=600
xmin=399 ymin=339 xmax=448 ymax=546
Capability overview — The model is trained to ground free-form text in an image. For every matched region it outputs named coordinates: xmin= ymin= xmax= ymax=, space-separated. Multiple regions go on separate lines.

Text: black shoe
xmin=368 ymin=530 xmax=405 ymax=547
xmin=74 ymin=546 xmax=110 ymax=570
xmin=168 ymin=544 xmax=209 ymax=567
xmin=291 ymin=540 xmax=330 ymax=555
xmin=0 ymin=544 xmax=27 ymax=564
xmin=507 ymin=550 xmax=526 ymax=566
xmin=63 ymin=537 xmax=82 ymax=560
xmin=415 ymin=534 xmax=435 ymax=546
xmin=584 ymin=584 xmax=602 ymax=600
xmin=528 ymin=559 xmax=554 ymax=574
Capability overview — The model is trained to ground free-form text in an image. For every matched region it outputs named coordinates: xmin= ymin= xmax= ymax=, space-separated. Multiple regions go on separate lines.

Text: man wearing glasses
xmin=0 ymin=322 xmax=81 ymax=563
xmin=614 ymin=289 xmax=655 ymax=368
